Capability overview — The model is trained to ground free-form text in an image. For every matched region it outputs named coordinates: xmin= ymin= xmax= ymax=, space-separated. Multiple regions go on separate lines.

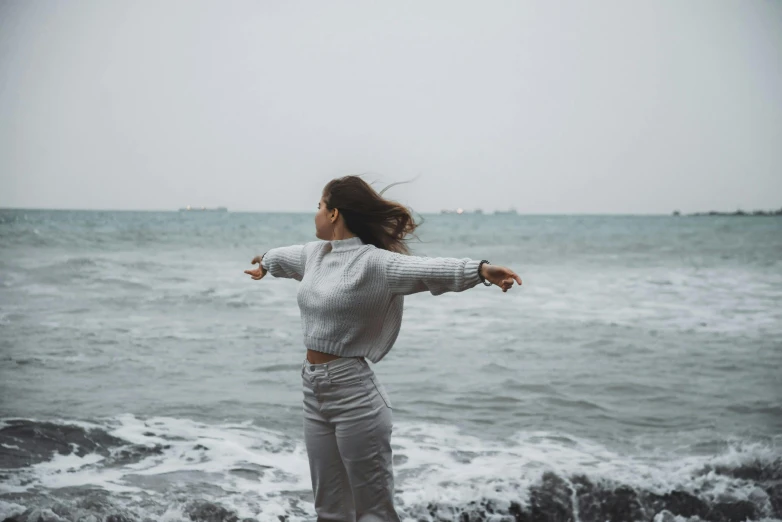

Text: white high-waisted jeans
xmin=301 ymin=356 xmax=401 ymax=522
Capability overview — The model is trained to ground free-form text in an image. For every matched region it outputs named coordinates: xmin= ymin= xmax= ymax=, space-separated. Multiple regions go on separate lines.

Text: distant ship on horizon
xmin=178 ymin=206 xmax=228 ymax=212
xmin=494 ymin=207 xmax=518 ymax=215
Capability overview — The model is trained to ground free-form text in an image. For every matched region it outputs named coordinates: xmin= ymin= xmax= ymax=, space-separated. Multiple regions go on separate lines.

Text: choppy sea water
xmin=0 ymin=209 xmax=780 ymax=522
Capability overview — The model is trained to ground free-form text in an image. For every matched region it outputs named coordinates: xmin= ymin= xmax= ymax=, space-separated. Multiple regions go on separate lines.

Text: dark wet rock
xmin=707 ymin=500 xmax=758 ymax=522
xmin=454 ymin=498 xmax=511 ymax=521
xmin=767 ymin=483 xmax=782 ymax=518
xmin=0 ymin=420 xmax=127 ymax=468
xmin=423 ymin=503 xmax=457 ymax=522
xmin=572 ymin=475 xmax=646 ymax=522
xmin=424 ymin=502 xmax=444 ymax=521
xmin=522 ymin=472 xmax=574 ymax=522
xmin=646 ymin=490 xmax=710 ymax=520
xmin=75 ymin=493 xmax=115 ymax=514
xmin=193 ymin=445 xmax=209 ymax=451
xmin=507 ymin=501 xmax=524 ymax=522
xmin=712 ymin=457 xmax=782 ymax=482
xmin=482 ymin=500 xmax=498 ymax=515
xmin=105 ymin=514 xmax=137 ymax=522
xmin=240 ymin=518 xmax=258 ymax=522
xmin=747 ymin=486 xmax=770 ymax=505
xmin=74 ymin=516 xmax=100 ymax=522
xmin=185 ymin=502 xmax=239 ymax=522
xmin=108 ymin=443 xmax=167 ymax=465
xmin=454 ymin=500 xmax=484 ymax=521
xmin=48 ymin=505 xmax=72 ymax=521
xmin=0 ymin=498 xmax=136 ymax=522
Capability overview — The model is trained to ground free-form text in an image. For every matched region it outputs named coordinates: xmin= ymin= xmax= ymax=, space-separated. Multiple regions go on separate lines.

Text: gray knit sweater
xmin=261 ymin=236 xmax=482 ymax=362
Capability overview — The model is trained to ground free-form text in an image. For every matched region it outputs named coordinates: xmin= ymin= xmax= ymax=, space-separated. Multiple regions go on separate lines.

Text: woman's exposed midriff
xmin=306 ymin=349 xmax=342 ymax=364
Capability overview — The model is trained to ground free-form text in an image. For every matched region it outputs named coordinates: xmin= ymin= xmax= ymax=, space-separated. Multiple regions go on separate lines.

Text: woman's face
xmin=315 ymin=195 xmax=333 ymax=240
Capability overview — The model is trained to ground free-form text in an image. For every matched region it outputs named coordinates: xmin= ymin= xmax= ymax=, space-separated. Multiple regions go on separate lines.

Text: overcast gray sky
xmin=1 ymin=1 xmax=780 ymax=214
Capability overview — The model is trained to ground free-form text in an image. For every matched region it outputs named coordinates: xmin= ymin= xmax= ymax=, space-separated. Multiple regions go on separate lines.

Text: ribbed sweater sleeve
xmin=381 ymin=252 xmax=483 ymax=296
xmin=261 ymin=244 xmax=307 ymax=281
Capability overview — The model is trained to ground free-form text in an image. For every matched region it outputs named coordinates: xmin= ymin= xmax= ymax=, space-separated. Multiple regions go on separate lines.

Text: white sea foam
xmin=0 ymin=501 xmax=27 ymax=522
xmin=391 ymin=423 xmax=775 ymax=514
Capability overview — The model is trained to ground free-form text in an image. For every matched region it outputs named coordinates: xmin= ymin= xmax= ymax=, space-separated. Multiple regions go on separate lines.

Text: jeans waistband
xmin=302 ymin=356 xmax=366 ymax=375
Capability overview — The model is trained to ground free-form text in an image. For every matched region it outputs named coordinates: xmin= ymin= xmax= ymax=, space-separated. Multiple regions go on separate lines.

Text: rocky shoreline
xmin=3 ymin=463 xmax=781 ymax=522
xmin=2 ymin=421 xmax=780 ymax=522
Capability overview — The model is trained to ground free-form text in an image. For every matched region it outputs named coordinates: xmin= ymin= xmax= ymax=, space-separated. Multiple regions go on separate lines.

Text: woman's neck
xmin=331 ymin=228 xmax=356 ymax=241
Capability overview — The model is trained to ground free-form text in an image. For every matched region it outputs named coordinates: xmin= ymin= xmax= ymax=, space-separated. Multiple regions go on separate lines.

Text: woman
xmin=244 ymin=176 xmax=521 ymax=521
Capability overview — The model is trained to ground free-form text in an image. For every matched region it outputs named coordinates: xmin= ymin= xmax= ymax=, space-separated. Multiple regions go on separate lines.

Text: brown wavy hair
xmin=322 ymin=175 xmax=420 ymax=254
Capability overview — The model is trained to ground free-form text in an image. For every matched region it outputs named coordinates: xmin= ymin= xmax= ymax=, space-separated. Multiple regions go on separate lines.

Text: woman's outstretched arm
xmin=245 ymin=244 xmax=307 ymax=281
xmin=380 ymin=251 xmax=521 ymax=296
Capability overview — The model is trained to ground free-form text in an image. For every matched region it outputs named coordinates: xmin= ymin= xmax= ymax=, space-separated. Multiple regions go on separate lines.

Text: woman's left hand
xmin=481 ymin=264 xmax=522 ymax=292
xmin=244 ymin=255 xmax=268 ymax=280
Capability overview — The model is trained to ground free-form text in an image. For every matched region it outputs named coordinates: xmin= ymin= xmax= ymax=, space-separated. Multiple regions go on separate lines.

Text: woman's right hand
xmin=244 ymin=255 xmax=267 ymax=280
xmin=481 ymin=263 xmax=522 ymax=292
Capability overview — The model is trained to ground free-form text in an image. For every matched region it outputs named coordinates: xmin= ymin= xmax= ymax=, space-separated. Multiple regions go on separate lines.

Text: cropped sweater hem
xmin=303 ymin=334 xmax=390 ymax=364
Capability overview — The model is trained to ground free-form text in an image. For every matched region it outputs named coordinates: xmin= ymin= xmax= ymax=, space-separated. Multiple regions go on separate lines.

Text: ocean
xmin=1 ymin=209 xmax=780 ymax=522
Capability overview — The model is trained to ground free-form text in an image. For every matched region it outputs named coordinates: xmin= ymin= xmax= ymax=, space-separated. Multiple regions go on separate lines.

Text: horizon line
xmin=2 ymin=206 xmax=780 ymax=216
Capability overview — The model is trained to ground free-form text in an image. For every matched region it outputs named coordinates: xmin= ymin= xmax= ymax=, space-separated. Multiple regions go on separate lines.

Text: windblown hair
xmin=323 ymin=175 xmax=420 ymax=254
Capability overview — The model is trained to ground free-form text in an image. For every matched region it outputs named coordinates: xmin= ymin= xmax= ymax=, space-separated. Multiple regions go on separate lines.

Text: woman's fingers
xmin=245 ymin=256 xmax=267 ymax=280
xmin=244 ymin=268 xmax=265 ymax=280
xmin=490 ymin=266 xmax=521 ymax=292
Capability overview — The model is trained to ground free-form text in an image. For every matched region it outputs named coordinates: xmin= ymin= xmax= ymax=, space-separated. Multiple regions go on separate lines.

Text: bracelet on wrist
xmin=478 ymin=260 xmax=492 ymax=286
